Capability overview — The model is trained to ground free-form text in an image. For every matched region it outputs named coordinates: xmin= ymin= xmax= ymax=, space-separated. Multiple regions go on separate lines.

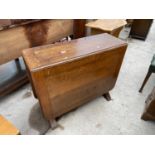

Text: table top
xmin=85 ymin=19 xmax=127 ymax=32
xmin=23 ymin=33 xmax=127 ymax=71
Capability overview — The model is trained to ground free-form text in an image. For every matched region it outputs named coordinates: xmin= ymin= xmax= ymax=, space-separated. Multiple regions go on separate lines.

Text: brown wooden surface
xmin=141 ymin=87 xmax=155 ymax=121
xmin=90 ymin=27 xmax=123 ymax=37
xmin=23 ymin=33 xmax=127 ymax=121
xmin=129 ymin=19 xmax=153 ymax=40
xmin=0 ymin=19 xmax=73 ymax=64
xmin=23 ymin=33 xmax=127 ymax=70
xmin=0 ymin=19 xmax=73 ymax=97
xmin=86 ymin=19 xmax=126 ymax=37
xmin=0 ymin=115 xmax=20 ymax=135
xmin=126 ymin=19 xmax=134 ymax=26
xmin=73 ymin=19 xmax=86 ymax=39
xmin=0 ymin=19 xmax=38 ymax=29
xmin=86 ymin=19 xmax=127 ymax=32
xmin=0 ymin=19 xmax=12 ymax=27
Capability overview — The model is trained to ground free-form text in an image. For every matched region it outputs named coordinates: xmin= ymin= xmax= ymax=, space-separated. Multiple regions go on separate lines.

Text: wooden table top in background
xmin=85 ymin=19 xmax=127 ymax=32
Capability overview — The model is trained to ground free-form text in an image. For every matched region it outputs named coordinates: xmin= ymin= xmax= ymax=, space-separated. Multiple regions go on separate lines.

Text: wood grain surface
xmin=23 ymin=33 xmax=127 ymax=121
xmin=0 ymin=19 xmax=73 ymax=64
xmin=85 ymin=19 xmax=127 ymax=32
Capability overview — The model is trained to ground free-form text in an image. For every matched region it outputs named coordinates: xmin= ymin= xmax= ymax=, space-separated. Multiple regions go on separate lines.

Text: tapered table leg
xmin=103 ymin=92 xmax=112 ymax=101
xmin=139 ymin=71 xmax=152 ymax=93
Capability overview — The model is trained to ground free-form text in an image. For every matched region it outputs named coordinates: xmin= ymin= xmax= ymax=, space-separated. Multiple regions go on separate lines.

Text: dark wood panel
xmin=129 ymin=19 xmax=153 ymax=40
xmin=73 ymin=19 xmax=86 ymax=39
xmin=141 ymin=87 xmax=155 ymax=121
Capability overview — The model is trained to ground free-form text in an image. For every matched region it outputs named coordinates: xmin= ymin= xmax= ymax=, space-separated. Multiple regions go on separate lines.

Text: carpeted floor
xmin=0 ymin=22 xmax=155 ymax=135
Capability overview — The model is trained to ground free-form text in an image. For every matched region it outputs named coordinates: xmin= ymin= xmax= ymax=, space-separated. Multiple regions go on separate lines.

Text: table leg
xmin=103 ymin=92 xmax=112 ymax=101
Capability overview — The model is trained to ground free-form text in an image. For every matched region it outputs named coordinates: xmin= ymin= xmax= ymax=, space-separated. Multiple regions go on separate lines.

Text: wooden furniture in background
xmin=0 ymin=19 xmax=39 ymax=30
xmin=0 ymin=115 xmax=20 ymax=135
xmin=126 ymin=19 xmax=134 ymax=26
xmin=129 ymin=19 xmax=153 ymax=40
xmin=0 ymin=19 xmax=73 ymax=97
xmin=0 ymin=58 xmax=28 ymax=96
xmin=141 ymin=87 xmax=155 ymax=121
xmin=23 ymin=33 xmax=127 ymax=128
xmin=139 ymin=54 xmax=155 ymax=93
xmin=73 ymin=19 xmax=86 ymax=39
xmin=85 ymin=19 xmax=127 ymax=37
xmin=0 ymin=19 xmax=73 ymax=64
